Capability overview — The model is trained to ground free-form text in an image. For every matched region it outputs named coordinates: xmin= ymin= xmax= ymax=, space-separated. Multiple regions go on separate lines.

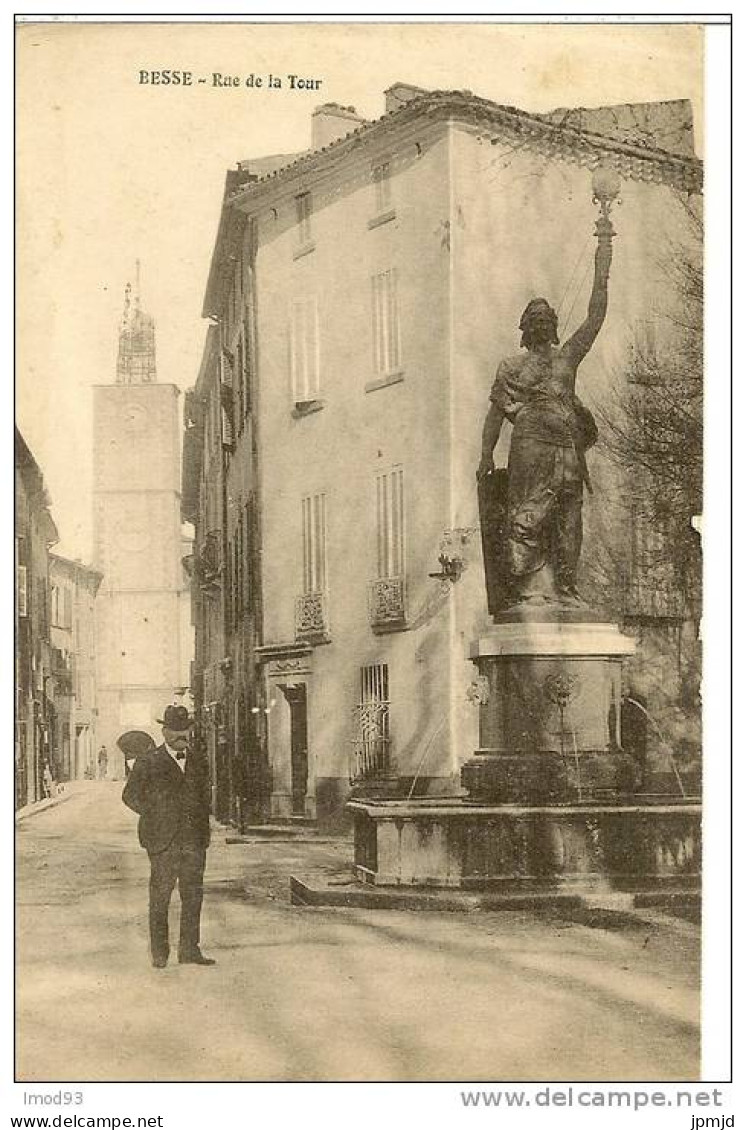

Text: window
xmin=371 ymin=269 xmax=401 ymax=375
xmin=290 ymin=298 xmax=320 ymax=404
xmin=360 ymin=664 xmax=389 ymax=721
xmin=301 ymin=493 xmax=327 ymax=594
xmin=235 ymin=336 xmax=245 ymax=426
xmin=245 ymin=315 xmax=254 ymax=417
xmin=296 ymin=192 xmax=312 ymax=245
xmin=220 ymin=349 xmax=235 ymax=449
xmin=233 ymin=260 xmax=242 ymax=327
xmin=376 ymin=466 xmax=405 ymax=578
xmin=50 ymin=584 xmax=71 ymax=629
xmin=351 ymin=663 xmax=391 ymax=781
xmin=17 ymin=564 xmax=28 ymax=618
xmin=372 ymin=162 xmax=392 ymax=214
xmin=240 ymin=322 xmax=252 ymax=417
xmin=37 ymin=579 xmax=49 ymax=635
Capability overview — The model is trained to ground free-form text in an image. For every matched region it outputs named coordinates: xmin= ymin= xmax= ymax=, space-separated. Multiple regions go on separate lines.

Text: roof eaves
xmin=227 ymin=89 xmax=702 ymax=210
xmin=50 ymin=552 xmax=104 ymax=582
xmin=201 ymin=176 xmax=249 ymax=319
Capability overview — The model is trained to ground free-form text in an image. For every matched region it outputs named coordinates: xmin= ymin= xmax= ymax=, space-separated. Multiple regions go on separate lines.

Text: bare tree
xmin=596 ymin=197 xmax=703 ymax=618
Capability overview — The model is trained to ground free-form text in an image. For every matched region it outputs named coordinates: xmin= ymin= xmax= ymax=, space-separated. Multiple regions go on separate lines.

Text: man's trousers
xmin=148 ymin=839 xmax=206 ymax=961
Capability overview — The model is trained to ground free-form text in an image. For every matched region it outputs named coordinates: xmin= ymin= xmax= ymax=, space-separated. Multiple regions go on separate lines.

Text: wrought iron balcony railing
xmin=368 ymin=575 xmax=406 ymax=631
xmin=194 ymin=531 xmax=222 ymax=593
xmin=349 ymin=702 xmax=392 ymax=783
xmin=349 ymin=736 xmax=392 ymax=783
xmin=295 ymin=590 xmax=329 ymax=643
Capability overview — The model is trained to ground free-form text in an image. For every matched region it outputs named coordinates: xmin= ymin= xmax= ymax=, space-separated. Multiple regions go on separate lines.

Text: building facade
xmin=49 ymin=554 xmax=103 ymax=781
xmin=182 ymin=170 xmax=267 ymax=827
xmin=94 ymin=275 xmax=193 ymax=776
xmin=15 ymin=429 xmax=59 ymax=807
xmin=184 ymin=86 xmax=703 ymax=828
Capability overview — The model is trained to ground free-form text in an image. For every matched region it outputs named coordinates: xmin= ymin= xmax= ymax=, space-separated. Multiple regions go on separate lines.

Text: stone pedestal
xmin=345 ymin=613 xmax=701 ymax=899
xmin=462 ymin=620 xmax=638 ymax=803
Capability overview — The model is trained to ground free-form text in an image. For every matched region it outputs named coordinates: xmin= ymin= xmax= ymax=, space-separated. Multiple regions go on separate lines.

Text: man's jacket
xmin=122 ymin=745 xmax=210 ymax=854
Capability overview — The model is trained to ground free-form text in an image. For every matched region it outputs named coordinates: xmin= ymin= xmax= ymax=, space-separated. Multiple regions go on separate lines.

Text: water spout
xmin=406 ymin=714 xmax=448 ymax=801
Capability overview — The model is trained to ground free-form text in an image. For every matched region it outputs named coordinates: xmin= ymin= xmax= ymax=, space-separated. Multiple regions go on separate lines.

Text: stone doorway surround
xmin=255 ymin=642 xmax=315 ymax=820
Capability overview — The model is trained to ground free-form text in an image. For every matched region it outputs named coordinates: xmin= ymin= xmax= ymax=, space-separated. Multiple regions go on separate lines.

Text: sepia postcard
xmin=12 ymin=14 xmax=732 ymax=1109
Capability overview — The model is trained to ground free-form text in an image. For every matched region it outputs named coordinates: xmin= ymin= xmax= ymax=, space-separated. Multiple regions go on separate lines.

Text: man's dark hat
xmin=117 ymin=730 xmax=157 ymax=758
xmin=157 ymin=705 xmax=192 ymax=732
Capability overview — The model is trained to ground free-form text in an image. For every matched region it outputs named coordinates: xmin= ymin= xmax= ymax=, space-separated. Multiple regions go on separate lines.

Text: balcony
xmin=194 ymin=531 xmax=222 ymax=594
xmin=369 ymin=576 xmax=406 ymax=632
xmin=295 ymin=591 xmax=329 ymax=644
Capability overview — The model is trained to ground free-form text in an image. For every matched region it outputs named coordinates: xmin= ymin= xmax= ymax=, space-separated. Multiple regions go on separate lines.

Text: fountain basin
xmin=348 ymin=796 xmax=701 ymax=891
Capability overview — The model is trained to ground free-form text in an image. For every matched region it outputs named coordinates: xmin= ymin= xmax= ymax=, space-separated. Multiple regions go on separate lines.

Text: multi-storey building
xmin=49 ymin=554 xmax=103 ymax=780
xmin=184 ymin=85 xmax=703 ymax=828
xmin=15 ymin=428 xmax=59 ymax=807
xmin=94 ymin=273 xmax=192 ymax=777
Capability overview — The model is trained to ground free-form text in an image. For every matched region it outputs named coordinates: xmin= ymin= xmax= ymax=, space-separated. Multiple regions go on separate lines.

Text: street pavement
xmin=16 ymin=782 xmax=700 ymax=1082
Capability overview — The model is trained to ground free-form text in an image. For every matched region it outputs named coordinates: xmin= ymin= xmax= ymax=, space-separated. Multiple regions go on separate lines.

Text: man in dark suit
xmin=122 ymin=705 xmax=215 ymax=969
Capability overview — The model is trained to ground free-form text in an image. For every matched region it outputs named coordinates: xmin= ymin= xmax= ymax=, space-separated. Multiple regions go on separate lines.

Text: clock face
xmin=123 ymin=402 xmax=147 ymax=432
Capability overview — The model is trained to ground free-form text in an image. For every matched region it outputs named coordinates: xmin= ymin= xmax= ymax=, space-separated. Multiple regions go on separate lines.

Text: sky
xmin=16 ymin=19 xmax=703 ymax=561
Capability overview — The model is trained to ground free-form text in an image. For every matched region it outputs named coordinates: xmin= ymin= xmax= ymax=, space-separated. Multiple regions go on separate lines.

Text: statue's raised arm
xmin=562 ymin=215 xmax=614 ymax=367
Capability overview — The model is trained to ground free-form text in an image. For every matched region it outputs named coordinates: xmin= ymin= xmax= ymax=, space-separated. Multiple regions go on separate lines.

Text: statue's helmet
xmin=519 ymin=298 xmax=559 ymax=347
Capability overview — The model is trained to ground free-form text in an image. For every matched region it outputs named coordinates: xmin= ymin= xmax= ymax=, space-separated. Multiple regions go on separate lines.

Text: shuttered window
xmin=235 ymin=335 xmax=245 ymax=425
xmin=290 ymin=298 xmax=320 ymax=403
xmin=372 ymin=162 xmax=392 ymax=213
xmin=220 ymin=349 xmax=235 ymax=449
xmin=376 ymin=466 xmax=405 ymax=579
xmin=296 ymin=192 xmax=312 ymax=244
xmin=371 ymin=269 xmax=401 ymax=375
xmin=17 ymin=564 xmax=28 ymax=618
xmin=302 ymin=493 xmax=326 ymax=594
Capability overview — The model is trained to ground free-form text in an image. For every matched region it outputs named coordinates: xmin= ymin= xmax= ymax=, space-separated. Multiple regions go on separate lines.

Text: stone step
xmin=226 ymin=823 xmax=315 ymax=839
xmin=226 ymin=824 xmax=352 ymax=845
xmin=290 ymin=874 xmax=701 ymax=916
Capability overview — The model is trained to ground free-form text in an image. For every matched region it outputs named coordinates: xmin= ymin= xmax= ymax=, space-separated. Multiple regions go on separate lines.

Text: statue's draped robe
xmin=490 ymin=346 xmax=593 ymax=594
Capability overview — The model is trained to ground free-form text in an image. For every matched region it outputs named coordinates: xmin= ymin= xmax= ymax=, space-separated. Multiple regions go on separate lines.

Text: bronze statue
xmin=477 ymin=216 xmax=614 ymax=612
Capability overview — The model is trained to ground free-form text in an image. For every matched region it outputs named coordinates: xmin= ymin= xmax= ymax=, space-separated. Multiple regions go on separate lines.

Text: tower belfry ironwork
xmin=116 ymin=261 xmax=157 ymax=384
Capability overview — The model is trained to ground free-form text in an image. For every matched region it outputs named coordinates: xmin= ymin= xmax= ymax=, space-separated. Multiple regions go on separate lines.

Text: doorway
xmin=279 ymin=683 xmax=308 ymax=816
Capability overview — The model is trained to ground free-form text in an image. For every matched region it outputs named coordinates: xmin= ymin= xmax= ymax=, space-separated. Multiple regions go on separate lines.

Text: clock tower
xmin=93 ymin=269 xmax=192 ymax=774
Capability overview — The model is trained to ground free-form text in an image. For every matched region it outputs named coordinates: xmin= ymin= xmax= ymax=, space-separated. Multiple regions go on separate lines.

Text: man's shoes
xmin=151 ymin=953 xmax=169 ymax=969
xmin=178 ymin=950 xmax=216 ymax=966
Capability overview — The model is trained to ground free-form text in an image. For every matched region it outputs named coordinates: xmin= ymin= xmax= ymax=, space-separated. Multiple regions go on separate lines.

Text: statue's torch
xmin=592 ymin=166 xmax=621 ymax=240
